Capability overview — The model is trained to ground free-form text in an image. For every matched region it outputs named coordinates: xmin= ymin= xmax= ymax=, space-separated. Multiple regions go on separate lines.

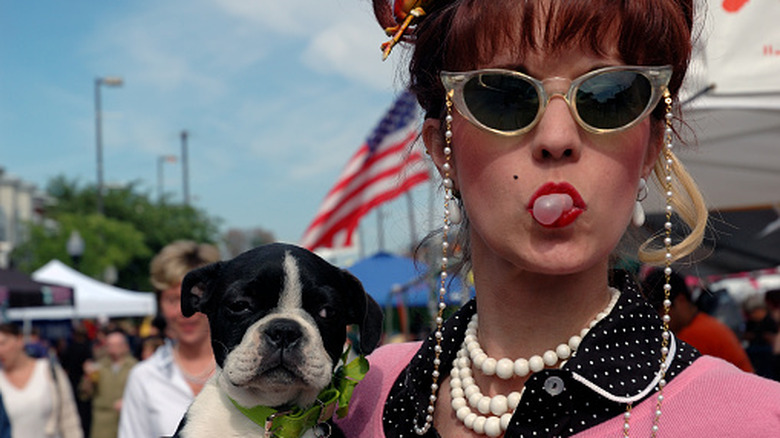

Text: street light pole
xmin=66 ymin=230 xmax=85 ymax=271
xmin=157 ymin=155 xmax=177 ymax=202
xmin=181 ymin=130 xmax=190 ymax=206
xmin=95 ymin=76 xmax=123 ymax=215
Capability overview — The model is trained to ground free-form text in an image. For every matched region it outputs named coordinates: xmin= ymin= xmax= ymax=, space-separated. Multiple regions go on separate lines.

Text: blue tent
xmin=347 ymin=252 xmax=470 ymax=307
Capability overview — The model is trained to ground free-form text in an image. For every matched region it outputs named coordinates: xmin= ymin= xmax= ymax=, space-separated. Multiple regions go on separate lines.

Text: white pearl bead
xmin=489 ymin=395 xmax=508 ymax=416
xmin=496 ymin=358 xmax=514 ymax=379
xmin=529 ymin=355 xmax=545 ymax=372
xmin=464 ymin=412 xmax=477 ymax=428
xmin=456 ymin=405 xmax=471 ymax=421
xmin=500 ymin=413 xmax=512 ymax=430
xmin=543 ymin=350 xmax=558 ymax=366
xmin=484 ymin=416 xmax=502 ymax=437
xmin=482 ymin=357 xmax=497 ymax=376
xmin=473 ymin=416 xmax=487 ymax=434
xmin=568 ymin=335 xmax=582 ymax=350
xmin=514 ymin=358 xmax=530 ymax=377
xmin=477 ymin=396 xmax=491 ymax=415
xmin=473 ymin=352 xmax=487 ymax=369
xmin=451 ymin=387 xmax=464 ymax=399
xmin=556 ymin=344 xmax=572 ymax=360
xmin=507 ymin=391 xmax=522 ymax=410
xmin=452 ymin=396 xmax=467 ymax=411
xmin=468 ymin=392 xmax=482 ymax=408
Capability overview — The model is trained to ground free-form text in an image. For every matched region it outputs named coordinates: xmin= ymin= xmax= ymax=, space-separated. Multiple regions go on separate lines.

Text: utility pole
xmin=181 ymin=130 xmax=190 ymax=205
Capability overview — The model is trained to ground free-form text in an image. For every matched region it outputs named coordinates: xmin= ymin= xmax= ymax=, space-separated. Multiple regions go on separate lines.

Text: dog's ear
xmin=181 ymin=262 xmax=222 ymax=317
xmin=341 ymin=270 xmax=383 ymax=355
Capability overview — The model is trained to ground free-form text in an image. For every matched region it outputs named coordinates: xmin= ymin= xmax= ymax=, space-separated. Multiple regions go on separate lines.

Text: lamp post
xmin=95 ymin=76 xmax=123 ymax=215
xmin=157 ymin=155 xmax=177 ymax=202
xmin=181 ymin=130 xmax=190 ymax=206
xmin=66 ymin=230 xmax=85 ymax=271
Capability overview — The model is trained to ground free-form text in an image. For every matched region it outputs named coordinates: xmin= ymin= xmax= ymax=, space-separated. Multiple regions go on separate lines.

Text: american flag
xmin=300 ymin=91 xmax=430 ymax=250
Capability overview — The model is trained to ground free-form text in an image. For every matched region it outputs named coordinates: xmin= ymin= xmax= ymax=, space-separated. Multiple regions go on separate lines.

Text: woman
xmin=337 ymin=1 xmax=780 ymax=436
xmin=118 ymin=241 xmax=220 ymax=438
xmin=0 ymin=323 xmax=82 ymax=438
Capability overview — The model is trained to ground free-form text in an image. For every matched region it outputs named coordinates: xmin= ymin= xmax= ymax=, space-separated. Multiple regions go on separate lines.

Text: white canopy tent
xmin=644 ymin=1 xmax=780 ymax=278
xmin=646 ymin=1 xmax=780 ymax=213
xmin=6 ymin=260 xmax=157 ymax=321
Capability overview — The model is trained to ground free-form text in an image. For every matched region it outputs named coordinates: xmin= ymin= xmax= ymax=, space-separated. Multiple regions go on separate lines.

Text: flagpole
xmin=406 ymin=191 xmax=418 ymax=254
xmin=377 ymin=205 xmax=385 ymax=252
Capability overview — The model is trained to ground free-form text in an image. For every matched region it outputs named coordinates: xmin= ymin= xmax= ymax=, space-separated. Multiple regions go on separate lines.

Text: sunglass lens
xmin=576 ymin=71 xmax=652 ymax=130
xmin=463 ymin=73 xmax=539 ymax=131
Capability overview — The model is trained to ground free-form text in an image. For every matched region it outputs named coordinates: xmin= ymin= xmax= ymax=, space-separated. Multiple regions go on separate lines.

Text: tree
xmin=12 ymin=175 xmax=222 ymax=290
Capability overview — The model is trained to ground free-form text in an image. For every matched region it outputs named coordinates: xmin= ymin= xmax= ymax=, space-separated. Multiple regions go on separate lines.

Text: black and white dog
xmin=172 ymin=243 xmax=383 ymax=437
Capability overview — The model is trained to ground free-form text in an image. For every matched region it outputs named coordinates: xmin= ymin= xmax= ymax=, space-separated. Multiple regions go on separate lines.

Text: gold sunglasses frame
xmin=440 ymin=65 xmax=673 ymax=135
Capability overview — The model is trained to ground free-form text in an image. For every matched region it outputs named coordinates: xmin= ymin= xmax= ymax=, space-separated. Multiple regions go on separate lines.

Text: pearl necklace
xmin=450 ymin=288 xmax=620 ymax=437
xmin=465 ymin=288 xmax=620 ymax=380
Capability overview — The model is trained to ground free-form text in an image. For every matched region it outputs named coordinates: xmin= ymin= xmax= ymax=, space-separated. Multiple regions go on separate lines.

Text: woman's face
xmin=159 ymin=283 xmax=210 ymax=346
xmin=0 ymin=332 xmax=25 ymax=367
xmin=426 ymin=45 xmax=662 ymax=277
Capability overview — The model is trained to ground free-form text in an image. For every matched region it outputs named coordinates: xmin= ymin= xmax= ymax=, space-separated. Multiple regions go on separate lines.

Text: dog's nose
xmin=264 ymin=319 xmax=303 ymax=350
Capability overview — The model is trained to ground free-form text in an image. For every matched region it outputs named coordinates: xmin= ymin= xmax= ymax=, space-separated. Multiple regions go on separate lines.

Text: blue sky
xmin=1 ymin=0 xmax=438 ymax=260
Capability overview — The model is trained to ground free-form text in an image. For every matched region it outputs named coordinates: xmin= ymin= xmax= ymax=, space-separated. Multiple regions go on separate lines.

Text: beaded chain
xmin=623 ymin=90 xmax=676 ymax=437
xmin=413 ymin=90 xmax=456 ymax=436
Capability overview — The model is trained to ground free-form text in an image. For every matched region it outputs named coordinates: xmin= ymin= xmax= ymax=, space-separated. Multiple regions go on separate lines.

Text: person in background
xmin=0 ymin=323 xmax=82 ymax=438
xmin=80 ymin=329 xmax=137 ymax=438
xmin=642 ymin=269 xmax=754 ymax=373
xmin=743 ymin=292 xmax=779 ymax=379
xmin=0 ymin=392 xmax=11 ymax=438
xmin=766 ymin=288 xmax=780 ymax=381
xmin=118 ymin=241 xmax=220 ymax=438
xmin=139 ymin=335 xmax=165 ymax=361
xmin=59 ymin=323 xmax=94 ymax=438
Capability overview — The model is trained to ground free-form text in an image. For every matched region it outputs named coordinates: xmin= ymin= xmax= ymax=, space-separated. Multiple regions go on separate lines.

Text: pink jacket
xmin=337 ymin=342 xmax=780 ymax=437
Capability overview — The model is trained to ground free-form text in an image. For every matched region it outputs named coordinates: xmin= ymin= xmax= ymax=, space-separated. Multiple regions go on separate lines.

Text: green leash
xmin=228 ymin=351 xmax=369 ymax=438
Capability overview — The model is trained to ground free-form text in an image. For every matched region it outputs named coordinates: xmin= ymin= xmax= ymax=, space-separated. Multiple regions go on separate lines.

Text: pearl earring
xmin=632 ymin=178 xmax=647 ymax=227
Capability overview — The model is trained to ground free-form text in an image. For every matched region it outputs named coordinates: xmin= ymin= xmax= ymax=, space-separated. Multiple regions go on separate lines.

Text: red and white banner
xmin=705 ymin=0 xmax=780 ymax=94
xmin=300 ymin=91 xmax=429 ymax=251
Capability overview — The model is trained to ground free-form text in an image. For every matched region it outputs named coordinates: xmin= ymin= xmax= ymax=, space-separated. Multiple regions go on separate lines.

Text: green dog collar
xmin=228 ymin=353 xmax=369 ymax=438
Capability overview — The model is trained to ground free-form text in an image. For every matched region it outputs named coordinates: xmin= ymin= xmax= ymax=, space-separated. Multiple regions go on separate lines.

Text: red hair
xmin=374 ymin=0 xmax=694 ymax=119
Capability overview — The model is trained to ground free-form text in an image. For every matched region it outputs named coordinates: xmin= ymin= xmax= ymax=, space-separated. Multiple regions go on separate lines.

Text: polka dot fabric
xmin=381 ymin=271 xmax=699 ymax=437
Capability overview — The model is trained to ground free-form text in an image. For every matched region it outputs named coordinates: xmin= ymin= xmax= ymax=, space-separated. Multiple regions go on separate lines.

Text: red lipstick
xmin=528 ymin=182 xmax=587 ymax=228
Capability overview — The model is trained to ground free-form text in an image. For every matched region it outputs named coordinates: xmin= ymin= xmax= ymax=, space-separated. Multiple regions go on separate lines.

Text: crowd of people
xmin=1 ymin=249 xmax=779 ymax=437
xmin=0 ymin=240 xmax=219 ymax=438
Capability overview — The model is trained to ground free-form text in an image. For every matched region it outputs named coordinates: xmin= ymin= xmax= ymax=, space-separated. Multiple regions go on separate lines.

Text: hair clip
xmin=381 ymin=0 xmax=432 ymax=60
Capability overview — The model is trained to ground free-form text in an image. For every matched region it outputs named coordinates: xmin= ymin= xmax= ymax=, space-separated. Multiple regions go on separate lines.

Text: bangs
xmin=411 ymin=0 xmax=692 ymax=117
xmin=442 ymin=0 xmax=691 ymax=90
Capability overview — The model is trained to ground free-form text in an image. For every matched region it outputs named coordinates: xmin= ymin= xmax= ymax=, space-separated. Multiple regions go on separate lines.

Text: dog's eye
xmin=318 ymin=306 xmax=336 ymax=319
xmin=227 ymin=300 xmax=251 ymax=314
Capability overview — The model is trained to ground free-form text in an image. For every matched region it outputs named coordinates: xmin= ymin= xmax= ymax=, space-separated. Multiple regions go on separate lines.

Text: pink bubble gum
xmin=532 ymin=193 xmax=574 ymax=225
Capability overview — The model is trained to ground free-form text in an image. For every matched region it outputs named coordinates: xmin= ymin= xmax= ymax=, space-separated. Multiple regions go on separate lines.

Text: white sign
xmin=705 ymin=0 xmax=780 ymax=94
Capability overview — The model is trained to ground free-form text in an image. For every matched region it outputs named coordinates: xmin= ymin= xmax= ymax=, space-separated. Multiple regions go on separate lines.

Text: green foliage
xmin=12 ymin=175 xmax=222 ymax=291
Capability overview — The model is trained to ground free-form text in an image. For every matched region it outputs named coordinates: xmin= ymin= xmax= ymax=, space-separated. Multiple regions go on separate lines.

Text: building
xmin=0 ymin=167 xmax=45 ymax=268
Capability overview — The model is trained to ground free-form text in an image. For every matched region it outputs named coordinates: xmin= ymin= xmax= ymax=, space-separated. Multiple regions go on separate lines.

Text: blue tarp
xmin=347 ymin=252 xmax=471 ymax=307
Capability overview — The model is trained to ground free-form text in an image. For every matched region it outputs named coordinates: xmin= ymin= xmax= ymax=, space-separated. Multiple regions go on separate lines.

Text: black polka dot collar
xmin=382 ymin=271 xmax=699 ymax=437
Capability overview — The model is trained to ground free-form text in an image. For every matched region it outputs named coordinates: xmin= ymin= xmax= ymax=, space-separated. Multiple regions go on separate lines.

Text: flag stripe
xmin=305 ymin=166 xmax=430 ymax=248
xmin=300 ymin=91 xmax=429 ymax=250
xmin=306 ymin=129 xmax=419 ymax=227
xmin=304 ymin=152 xmax=428 ymax=242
